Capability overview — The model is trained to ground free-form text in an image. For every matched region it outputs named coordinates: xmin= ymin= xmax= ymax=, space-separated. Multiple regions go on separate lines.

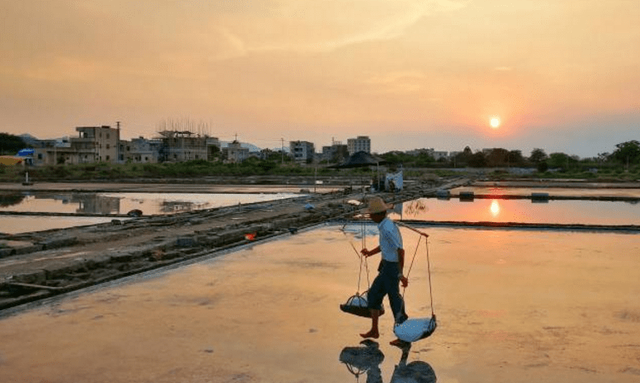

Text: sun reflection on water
xmin=490 ymin=199 xmax=500 ymax=217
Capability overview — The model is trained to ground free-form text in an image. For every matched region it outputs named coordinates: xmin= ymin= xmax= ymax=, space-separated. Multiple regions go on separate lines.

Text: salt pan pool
xmin=1 ymin=224 xmax=638 ymax=382
xmin=0 ymin=191 xmax=303 ymax=215
xmin=393 ymin=197 xmax=640 ymax=226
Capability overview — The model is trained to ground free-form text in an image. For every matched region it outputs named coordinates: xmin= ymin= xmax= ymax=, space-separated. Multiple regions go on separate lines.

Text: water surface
xmin=0 ymin=191 xmax=302 ymax=215
xmin=393 ymin=198 xmax=640 ymax=226
xmin=0 ymin=225 xmax=638 ymax=382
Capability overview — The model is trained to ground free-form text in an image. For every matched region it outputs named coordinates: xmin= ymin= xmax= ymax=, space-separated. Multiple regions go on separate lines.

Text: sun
xmin=490 ymin=117 xmax=501 ymax=129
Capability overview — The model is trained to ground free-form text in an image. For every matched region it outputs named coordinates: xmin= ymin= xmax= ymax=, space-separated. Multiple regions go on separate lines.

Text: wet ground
xmin=0 ymin=225 xmax=639 ymax=382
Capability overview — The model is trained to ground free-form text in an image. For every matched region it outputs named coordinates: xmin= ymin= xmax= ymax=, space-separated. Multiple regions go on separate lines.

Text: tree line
xmin=380 ymin=140 xmax=640 ymax=172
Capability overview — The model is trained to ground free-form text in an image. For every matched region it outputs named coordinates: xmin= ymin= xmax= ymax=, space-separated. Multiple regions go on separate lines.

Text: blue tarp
xmin=16 ymin=149 xmax=34 ymax=157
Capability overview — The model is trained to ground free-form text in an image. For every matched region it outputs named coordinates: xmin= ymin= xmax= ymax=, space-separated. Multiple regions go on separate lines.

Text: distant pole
xmin=116 ymin=121 xmax=121 ymax=164
xmin=281 ymin=138 xmax=284 ymax=164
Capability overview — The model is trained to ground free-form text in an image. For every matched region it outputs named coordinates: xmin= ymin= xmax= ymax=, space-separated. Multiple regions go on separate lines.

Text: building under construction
xmin=156 ymin=130 xmax=219 ymax=162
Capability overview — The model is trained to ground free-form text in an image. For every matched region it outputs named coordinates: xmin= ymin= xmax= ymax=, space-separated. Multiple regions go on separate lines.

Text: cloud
xmin=364 ymin=71 xmax=427 ymax=94
xmin=210 ymin=0 xmax=469 ymax=56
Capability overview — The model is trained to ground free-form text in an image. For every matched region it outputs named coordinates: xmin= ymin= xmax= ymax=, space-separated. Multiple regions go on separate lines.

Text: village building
xmin=119 ymin=137 xmax=162 ymax=164
xmin=72 ymin=125 xmax=121 ymax=164
xmin=347 ymin=136 xmax=371 ymax=155
xmin=157 ymin=130 xmax=208 ymax=162
xmin=222 ymin=140 xmax=250 ymax=163
xmin=289 ymin=140 xmax=315 ymax=163
xmin=321 ymin=140 xmax=349 ymax=163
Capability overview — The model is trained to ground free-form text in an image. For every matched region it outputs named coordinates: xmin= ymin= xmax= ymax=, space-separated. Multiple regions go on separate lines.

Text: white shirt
xmin=377 ymin=217 xmax=403 ymax=262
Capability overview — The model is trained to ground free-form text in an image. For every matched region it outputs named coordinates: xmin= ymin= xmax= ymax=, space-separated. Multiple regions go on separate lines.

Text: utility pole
xmin=116 ymin=121 xmax=121 ymax=164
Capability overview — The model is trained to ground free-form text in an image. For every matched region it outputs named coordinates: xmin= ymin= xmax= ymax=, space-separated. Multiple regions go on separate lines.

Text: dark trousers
xmin=368 ymin=260 xmax=408 ymax=323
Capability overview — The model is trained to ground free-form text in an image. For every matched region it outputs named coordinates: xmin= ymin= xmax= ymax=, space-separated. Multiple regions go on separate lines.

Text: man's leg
xmin=360 ymin=309 xmax=380 ymax=339
xmin=387 ymin=266 xmax=408 ymax=324
xmin=361 ymin=273 xmax=384 ymax=339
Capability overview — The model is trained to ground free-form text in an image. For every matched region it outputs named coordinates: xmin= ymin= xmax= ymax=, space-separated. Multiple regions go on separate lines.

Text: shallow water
xmin=0 ymin=224 xmax=638 ymax=382
xmin=393 ymin=198 xmax=640 ymax=226
xmin=3 ymin=190 xmax=638 ymax=235
xmin=0 ymin=215 xmax=117 ymax=235
xmin=450 ymin=186 xmax=640 ymax=198
xmin=0 ymin=191 xmax=303 ymax=215
xmin=0 ymin=191 xmax=304 ymax=234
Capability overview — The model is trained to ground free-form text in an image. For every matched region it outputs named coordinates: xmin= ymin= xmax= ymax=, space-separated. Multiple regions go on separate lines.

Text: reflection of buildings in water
xmin=67 ymin=193 xmax=121 ymax=214
xmin=159 ymin=201 xmax=211 ymax=213
xmin=11 ymin=192 xmax=121 ymax=214
xmin=339 ymin=341 xmax=436 ymax=383
xmin=0 ymin=192 xmax=26 ymax=208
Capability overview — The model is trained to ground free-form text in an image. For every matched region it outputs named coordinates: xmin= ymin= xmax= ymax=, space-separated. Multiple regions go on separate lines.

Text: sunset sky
xmin=1 ymin=1 xmax=638 ymax=157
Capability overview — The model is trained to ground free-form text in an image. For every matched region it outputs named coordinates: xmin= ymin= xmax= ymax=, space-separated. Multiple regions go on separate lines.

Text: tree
xmin=529 ymin=148 xmax=548 ymax=165
xmin=453 ymin=146 xmax=473 ymax=167
xmin=0 ymin=133 xmax=27 ymax=155
xmin=486 ymin=148 xmax=509 ymax=167
xmin=508 ymin=150 xmax=525 ymax=167
xmin=414 ymin=152 xmax=435 ymax=167
xmin=468 ymin=151 xmax=487 ymax=167
xmin=548 ymin=152 xmax=579 ymax=170
xmin=597 ymin=152 xmax=610 ymax=164
xmin=610 ymin=140 xmax=640 ymax=167
xmin=207 ymin=145 xmax=220 ymax=161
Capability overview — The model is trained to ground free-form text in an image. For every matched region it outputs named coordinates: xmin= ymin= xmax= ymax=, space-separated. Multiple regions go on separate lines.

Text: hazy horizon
xmin=2 ymin=1 xmax=638 ymax=158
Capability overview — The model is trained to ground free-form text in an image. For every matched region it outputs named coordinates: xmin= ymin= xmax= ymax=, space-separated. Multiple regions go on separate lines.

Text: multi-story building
xmin=157 ymin=130 xmax=208 ymax=162
xmin=223 ymin=140 xmax=250 ymax=163
xmin=347 ymin=136 xmax=371 ymax=155
xmin=289 ymin=141 xmax=315 ymax=163
xmin=321 ymin=140 xmax=349 ymax=163
xmin=32 ymin=137 xmax=70 ymax=166
xmin=119 ymin=137 xmax=162 ymax=163
xmin=72 ymin=125 xmax=120 ymax=163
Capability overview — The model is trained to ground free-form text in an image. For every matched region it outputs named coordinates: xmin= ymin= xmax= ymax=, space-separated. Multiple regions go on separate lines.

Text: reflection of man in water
xmin=339 ymin=341 xmax=436 ymax=383
xmin=390 ymin=343 xmax=437 ymax=383
xmin=339 ymin=340 xmax=383 ymax=383
xmin=360 ymin=196 xmax=408 ymax=346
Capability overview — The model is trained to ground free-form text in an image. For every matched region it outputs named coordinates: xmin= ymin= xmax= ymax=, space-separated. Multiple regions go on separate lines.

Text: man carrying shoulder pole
xmin=359 ymin=196 xmax=409 ymax=346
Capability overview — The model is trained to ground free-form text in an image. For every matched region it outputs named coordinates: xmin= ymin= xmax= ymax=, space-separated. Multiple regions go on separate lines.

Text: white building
xmin=120 ymin=137 xmax=161 ymax=163
xmin=432 ymin=151 xmax=449 ymax=161
xmin=347 ymin=136 xmax=371 ymax=155
xmin=290 ymin=140 xmax=315 ymax=163
xmin=72 ymin=125 xmax=121 ymax=164
xmin=223 ymin=140 xmax=250 ymax=163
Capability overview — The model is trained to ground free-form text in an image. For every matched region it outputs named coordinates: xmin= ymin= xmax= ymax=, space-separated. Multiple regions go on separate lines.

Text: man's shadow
xmin=339 ymin=340 xmax=436 ymax=383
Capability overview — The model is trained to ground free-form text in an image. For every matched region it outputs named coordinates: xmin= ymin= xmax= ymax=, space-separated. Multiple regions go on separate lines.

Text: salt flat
xmin=0 ymin=224 xmax=638 ymax=382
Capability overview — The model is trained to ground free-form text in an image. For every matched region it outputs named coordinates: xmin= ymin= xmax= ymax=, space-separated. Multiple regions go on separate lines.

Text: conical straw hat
xmin=367 ymin=196 xmax=393 ymax=214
